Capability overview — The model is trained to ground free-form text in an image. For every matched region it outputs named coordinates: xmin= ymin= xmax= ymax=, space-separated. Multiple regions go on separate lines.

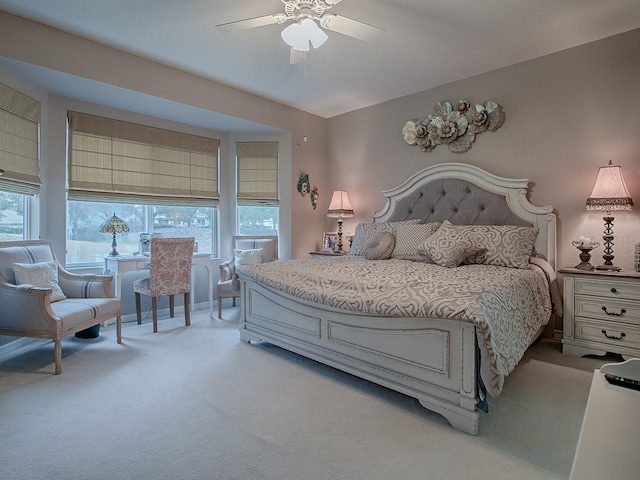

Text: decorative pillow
xmin=392 ymin=222 xmax=440 ymax=258
xmin=234 ymin=248 xmax=264 ymax=266
xmin=455 ymin=224 xmax=538 ymax=269
xmin=349 ymin=220 xmax=420 ymax=256
xmin=13 ymin=261 xmax=67 ymax=302
xmin=364 ymin=232 xmax=396 ymax=260
xmin=419 ymin=222 xmax=483 ymax=268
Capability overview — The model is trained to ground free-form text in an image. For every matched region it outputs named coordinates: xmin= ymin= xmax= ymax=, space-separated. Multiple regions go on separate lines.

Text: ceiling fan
xmin=215 ymin=0 xmax=385 ymax=62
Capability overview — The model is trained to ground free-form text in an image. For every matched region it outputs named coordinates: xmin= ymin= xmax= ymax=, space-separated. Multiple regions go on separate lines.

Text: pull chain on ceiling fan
xmin=215 ymin=0 xmax=385 ymax=62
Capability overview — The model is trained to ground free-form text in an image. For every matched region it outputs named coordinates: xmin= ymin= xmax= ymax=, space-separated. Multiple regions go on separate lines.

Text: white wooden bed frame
xmin=238 ymin=163 xmax=556 ymax=435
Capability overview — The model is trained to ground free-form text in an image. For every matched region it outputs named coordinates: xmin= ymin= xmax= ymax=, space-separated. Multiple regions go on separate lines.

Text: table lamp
xmin=585 ymin=161 xmax=633 ymax=271
xmin=327 ymin=190 xmax=354 ymax=253
xmin=100 ymin=213 xmax=130 ymax=256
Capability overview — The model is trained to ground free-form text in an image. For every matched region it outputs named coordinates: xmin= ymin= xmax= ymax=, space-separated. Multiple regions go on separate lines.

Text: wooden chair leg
xmin=184 ymin=292 xmax=191 ymax=327
xmin=152 ymin=296 xmax=158 ymax=333
xmin=218 ymin=289 xmax=223 ymax=319
xmin=54 ymin=338 xmax=62 ymax=375
xmin=135 ymin=292 xmax=142 ymax=325
xmin=169 ymin=295 xmax=175 ymax=318
xmin=116 ymin=315 xmax=122 ymax=344
xmin=232 ymin=297 xmax=236 ymax=307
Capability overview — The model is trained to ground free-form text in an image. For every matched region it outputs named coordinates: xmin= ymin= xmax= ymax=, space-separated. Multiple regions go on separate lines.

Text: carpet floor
xmin=0 ymin=307 xmax=617 ymax=480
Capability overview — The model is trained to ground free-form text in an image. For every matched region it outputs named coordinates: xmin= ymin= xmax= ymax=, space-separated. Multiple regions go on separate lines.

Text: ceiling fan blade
xmin=320 ymin=14 xmax=385 ymax=42
xmin=215 ymin=13 xmax=288 ymax=33
xmin=290 ymin=48 xmax=305 ymax=65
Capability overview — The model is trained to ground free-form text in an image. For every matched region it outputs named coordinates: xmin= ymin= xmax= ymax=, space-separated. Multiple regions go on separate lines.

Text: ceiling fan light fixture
xmin=281 ymin=18 xmax=327 ymax=51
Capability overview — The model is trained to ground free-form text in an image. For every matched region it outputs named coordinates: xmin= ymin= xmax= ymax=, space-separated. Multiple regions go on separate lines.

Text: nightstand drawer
xmin=574 ymin=277 xmax=640 ymax=301
xmin=575 ymin=319 xmax=640 ymax=350
xmin=575 ymin=296 xmax=640 ymax=323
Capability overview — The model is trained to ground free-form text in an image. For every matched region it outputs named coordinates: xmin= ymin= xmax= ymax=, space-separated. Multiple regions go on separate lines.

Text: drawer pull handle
xmin=610 ymin=287 xmax=617 ymax=293
xmin=601 ymin=330 xmax=626 ymax=341
xmin=601 ymin=306 xmax=626 ymax=317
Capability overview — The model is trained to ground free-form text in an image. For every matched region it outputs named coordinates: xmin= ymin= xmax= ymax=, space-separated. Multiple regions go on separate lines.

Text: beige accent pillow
xmin=364 ymin=232 xmax=396 ymax=260
xmin=419 ymin=221 xmax=483 ymax=268
xmin=13 ymin=261 xmax=67 ymax=302
xmin=393 ymin=222 xmax=440 ymax=257
xmin=349 ymin=220 xmax=420 ymax=256
xmin=234 ymin=248 xmax=264 ymax=266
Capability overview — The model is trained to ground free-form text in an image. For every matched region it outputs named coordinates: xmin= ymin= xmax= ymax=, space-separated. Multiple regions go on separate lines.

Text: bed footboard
xmin=239 ymin=277 xmax=480 ymax=435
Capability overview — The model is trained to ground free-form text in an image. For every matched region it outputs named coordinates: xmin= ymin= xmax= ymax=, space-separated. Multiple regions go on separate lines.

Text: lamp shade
xmin=281 ymin=18 xmax=328 ymax=52
xmin=327 ymin=190 xmax=354 ymax=218
xmin=99 ymin=213 xmax=130 ymax=234
xmin=585 ymin=161 xmax=634 ymax=211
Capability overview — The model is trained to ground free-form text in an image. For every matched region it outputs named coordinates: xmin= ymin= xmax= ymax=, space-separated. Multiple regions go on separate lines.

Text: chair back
xmin=0 ymin=240 xmax=57 ymax=284
xmin=232 ymin=236 xmax=278 ymax=263
xmin=149 ymin=237 xmax=195 ymax=297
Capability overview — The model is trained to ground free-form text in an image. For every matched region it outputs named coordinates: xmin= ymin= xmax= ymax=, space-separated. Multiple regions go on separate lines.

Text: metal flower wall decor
xmin=402 ymin=99 xmax=505 ymax=154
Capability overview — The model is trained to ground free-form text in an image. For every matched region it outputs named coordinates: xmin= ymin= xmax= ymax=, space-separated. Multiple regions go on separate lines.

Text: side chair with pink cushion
xmin=133 ymin=237 xmax=195 ymax=333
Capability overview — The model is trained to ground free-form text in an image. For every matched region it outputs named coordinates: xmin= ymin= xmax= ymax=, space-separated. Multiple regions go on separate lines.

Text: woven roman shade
xmin=0 ymin=82 xmax=41 ymax=195
xmin=236 ymin=142 xmax=278 ymax=206
xmin=67 ymin=111 xmax=219 ymax=206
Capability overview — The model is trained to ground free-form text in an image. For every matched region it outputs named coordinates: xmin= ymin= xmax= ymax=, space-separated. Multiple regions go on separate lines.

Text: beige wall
xmin=327 ymin=28 xmax=640 ymax=272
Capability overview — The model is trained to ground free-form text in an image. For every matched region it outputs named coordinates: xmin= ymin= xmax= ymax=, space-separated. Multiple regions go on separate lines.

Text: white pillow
xmin=234 ymin=248 xmax=264 ymax=266
xmin=13 ymin=261 xmax=67 ymax=302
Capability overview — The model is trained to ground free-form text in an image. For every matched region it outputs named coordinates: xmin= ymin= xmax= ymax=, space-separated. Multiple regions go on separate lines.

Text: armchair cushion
xmin=13 ymin=261 xmax=67 ymax=302
xmin=234 ymin=248 xmax=264 ymax=266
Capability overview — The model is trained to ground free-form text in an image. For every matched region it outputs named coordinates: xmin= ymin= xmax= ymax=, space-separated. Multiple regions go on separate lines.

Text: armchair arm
xmin=57 ymin=267 xmax=116 ymax=299
xmin=218 ymin=260 xmax=235 ymax=283
xmin=0 ymin=279 xmax=59 ymax=331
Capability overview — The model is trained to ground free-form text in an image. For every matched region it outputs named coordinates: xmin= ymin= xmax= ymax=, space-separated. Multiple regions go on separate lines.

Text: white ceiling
xmin=1 ymin=0 xmax=640 ymax=128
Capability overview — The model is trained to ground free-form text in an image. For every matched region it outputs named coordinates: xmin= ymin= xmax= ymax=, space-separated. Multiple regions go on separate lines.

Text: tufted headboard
xmin=371 ymin=163 xmax=557 ymax=269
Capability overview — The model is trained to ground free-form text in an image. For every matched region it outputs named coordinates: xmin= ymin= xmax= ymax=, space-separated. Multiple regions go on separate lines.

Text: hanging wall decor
xmin=402 ymin=99 xmax=505 ymax=154
xmin=297 ymin=172 xmax=319 ymax=209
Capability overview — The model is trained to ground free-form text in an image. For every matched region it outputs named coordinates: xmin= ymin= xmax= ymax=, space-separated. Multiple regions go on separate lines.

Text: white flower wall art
xmin=402 ymin=100 xmax=505 ymax=153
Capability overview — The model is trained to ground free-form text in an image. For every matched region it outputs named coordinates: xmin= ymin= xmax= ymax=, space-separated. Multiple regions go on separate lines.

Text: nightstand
xmin=560 ymin=268 xmax=640 ymax=358
xmin=309 ymin=251 xmax=345 ymax=258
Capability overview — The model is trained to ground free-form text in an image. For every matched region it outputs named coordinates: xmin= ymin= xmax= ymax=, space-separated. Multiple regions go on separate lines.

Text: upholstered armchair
xmin=133 ymin=237 xmax=195 ymax=333
xmin=217 ymin=235 xmax=278 ymax=319
xmin=0 ymin=240 xmax=122 ymax=374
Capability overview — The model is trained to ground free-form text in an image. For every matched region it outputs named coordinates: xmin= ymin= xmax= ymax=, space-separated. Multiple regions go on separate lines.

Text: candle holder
xmin=571 ymin=240 xmax=600 ymax=271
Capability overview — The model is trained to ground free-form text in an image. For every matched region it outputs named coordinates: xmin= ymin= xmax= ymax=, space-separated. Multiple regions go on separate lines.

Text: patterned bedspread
xmin=237 ymin=256 xmax=553 ymax=397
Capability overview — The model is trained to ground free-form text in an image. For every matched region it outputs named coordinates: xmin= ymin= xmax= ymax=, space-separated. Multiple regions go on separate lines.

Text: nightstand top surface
xmin=559 ymin=267 xmax=640 ymax=279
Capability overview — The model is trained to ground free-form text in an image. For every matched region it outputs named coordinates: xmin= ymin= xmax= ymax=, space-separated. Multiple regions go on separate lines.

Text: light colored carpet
xmin=0 ymin=308 xmax=616 ymax=480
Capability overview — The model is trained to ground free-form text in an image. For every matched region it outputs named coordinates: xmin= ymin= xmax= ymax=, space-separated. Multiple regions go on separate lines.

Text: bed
xmin=236 ymin=162 xmax=557 ymax=435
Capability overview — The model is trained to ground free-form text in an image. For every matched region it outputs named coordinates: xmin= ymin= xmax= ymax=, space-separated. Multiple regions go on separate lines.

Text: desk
xmin=569 ymin=369 xmax=640 ymax=480
xmin=103 ymin=253 xmax=214 ymax=318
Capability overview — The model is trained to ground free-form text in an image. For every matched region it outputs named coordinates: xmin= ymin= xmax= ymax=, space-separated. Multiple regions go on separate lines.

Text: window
xmin=237 ymin=205 xmax=278 ymax=236
xmin=67 ymin=201 xmax=216 ymax=264
xmin=0 ymin=82 xmax=40 ymax=241
xmin=66 ymin=111 xmax=220 ymax=264
xmin=0 ymin=191 xmax=26 ymax=241
xmin=236 ymin=142 xmax=279 ymax=236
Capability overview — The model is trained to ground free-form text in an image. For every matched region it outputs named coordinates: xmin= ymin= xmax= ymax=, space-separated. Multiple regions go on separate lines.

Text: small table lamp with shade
xmin=100 ymin=213 xmax=130 ymax=256
xmin=327 ymin=189 xmax=354 ymax=253
xmin=585 ymin=160 xmax=634 ymax=271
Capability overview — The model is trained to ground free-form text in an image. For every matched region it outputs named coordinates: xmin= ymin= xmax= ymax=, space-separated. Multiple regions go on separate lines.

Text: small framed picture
xmin=322 ymin=232 xmax=338 ymax=252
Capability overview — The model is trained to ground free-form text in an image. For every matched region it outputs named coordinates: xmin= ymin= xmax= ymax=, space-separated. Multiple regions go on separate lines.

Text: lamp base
xmin=108 ymin=232 xmax=120 ymax=256
xmin=596 ymin=264 xmax=622 ymax=272
xmin=334 ymin=219 xmax=346 ymax=253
